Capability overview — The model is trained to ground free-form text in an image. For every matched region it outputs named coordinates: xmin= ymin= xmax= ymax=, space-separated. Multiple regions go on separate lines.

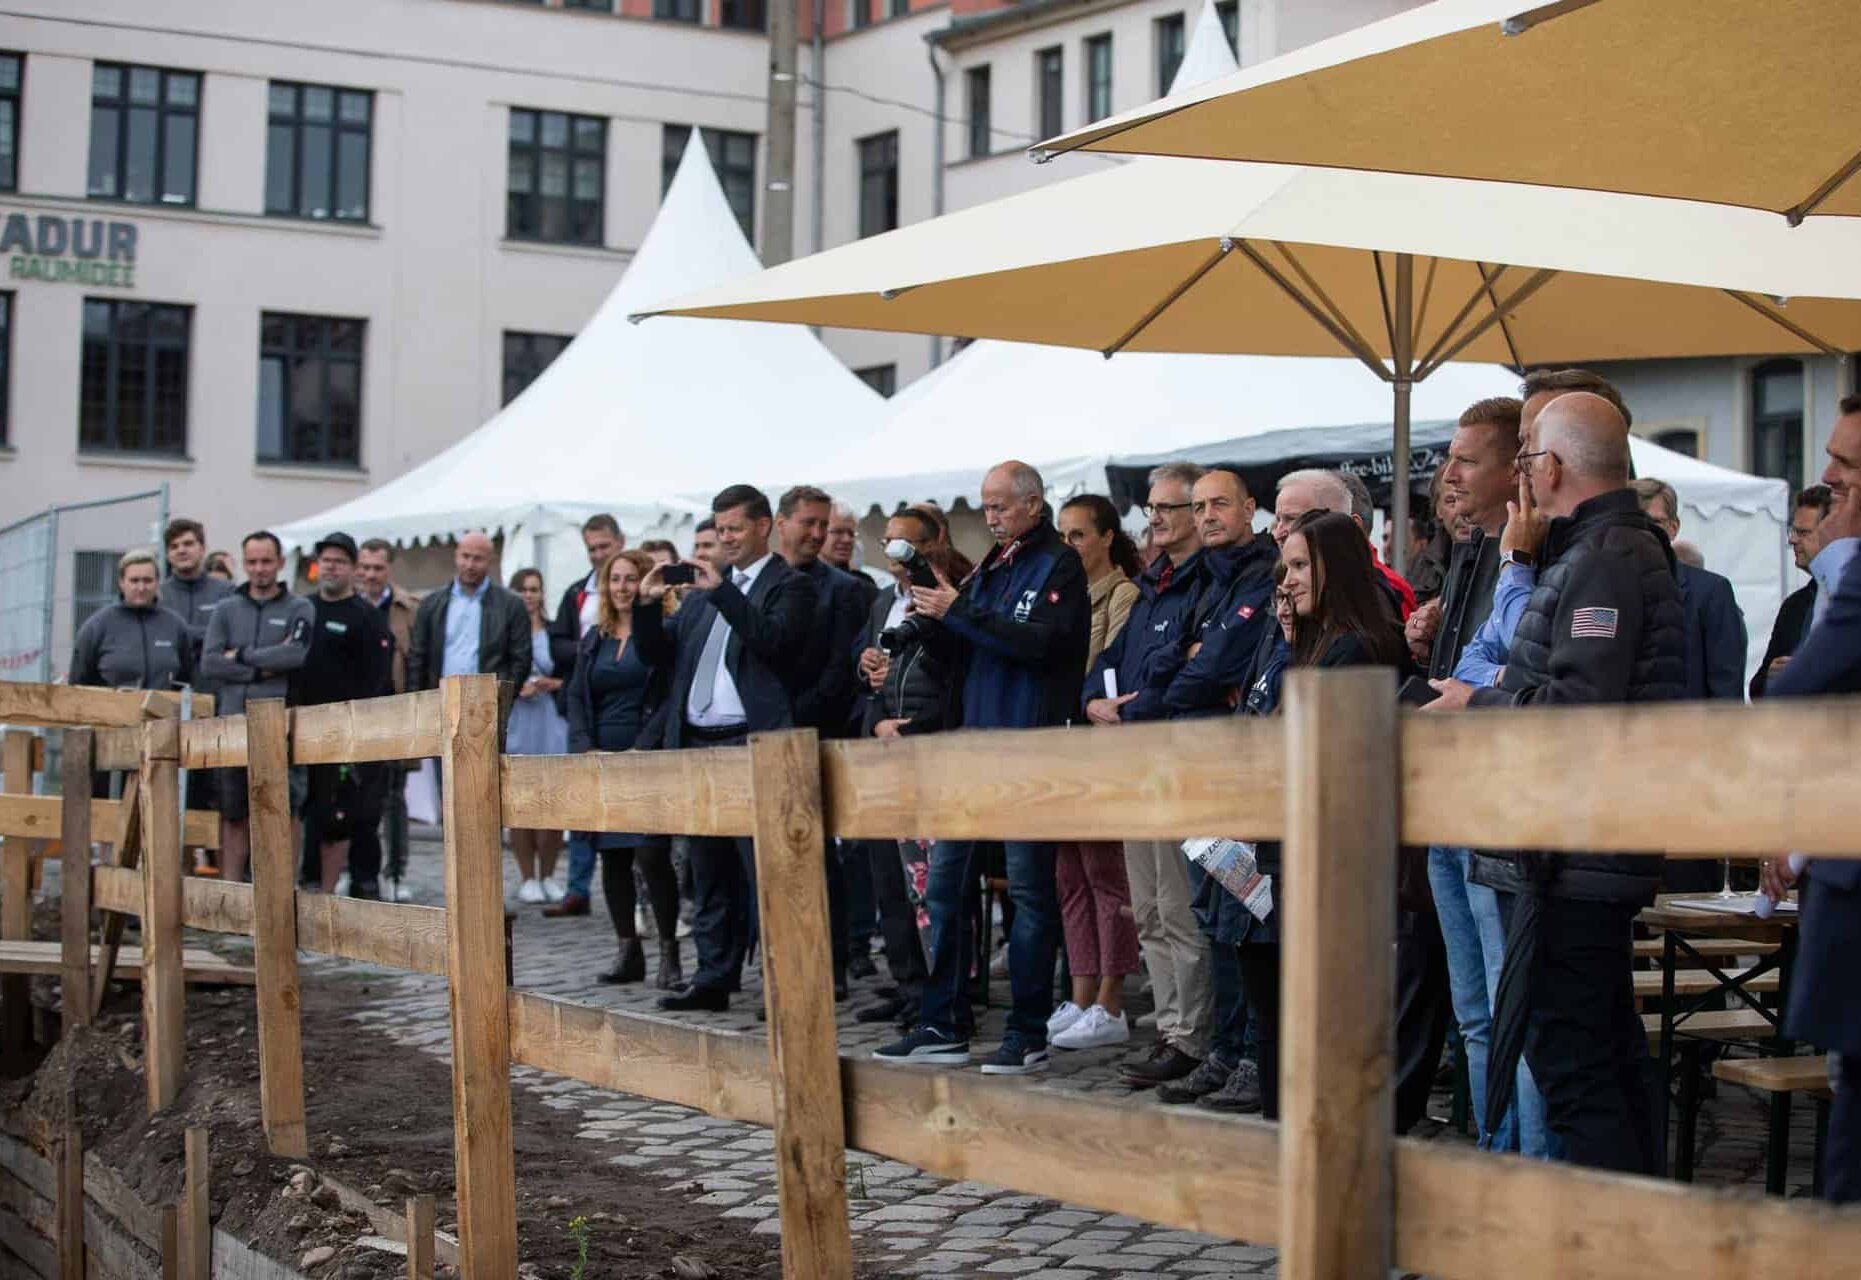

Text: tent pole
xmin=1391 ymin=254 xmax=1414 ymax=575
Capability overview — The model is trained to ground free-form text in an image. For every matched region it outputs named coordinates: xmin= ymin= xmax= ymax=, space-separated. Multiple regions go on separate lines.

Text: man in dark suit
xmin=1751 ymin=485 xmax=1833 ymax=698
xmin=1631 ymin=478 xmax=1748 ymax=701
xmin=1763 ymin=397 xmax=1861 ymax=1203
xmin=405 ymin=532 xmax=531 ymax=695
xmin=634 ymin=484 xmax=818 ymax=1012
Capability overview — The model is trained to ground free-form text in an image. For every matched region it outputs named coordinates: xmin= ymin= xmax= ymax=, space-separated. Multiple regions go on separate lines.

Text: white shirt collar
xmin=733 ymin=552 xmax=775 ymax=588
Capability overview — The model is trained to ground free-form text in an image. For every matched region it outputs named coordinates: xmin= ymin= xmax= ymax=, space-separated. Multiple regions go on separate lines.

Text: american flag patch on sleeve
xmin=1569 ymin=606 xmax=1619 ymax=639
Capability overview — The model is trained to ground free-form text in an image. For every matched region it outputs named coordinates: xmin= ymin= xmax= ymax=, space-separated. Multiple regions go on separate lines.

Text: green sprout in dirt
xmin=567 ymin=1215 xmax=591 ymax=1280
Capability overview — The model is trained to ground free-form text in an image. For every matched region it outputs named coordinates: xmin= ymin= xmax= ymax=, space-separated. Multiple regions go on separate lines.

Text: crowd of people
xmin=65 ymin=367 xmax=1861 ymax=1201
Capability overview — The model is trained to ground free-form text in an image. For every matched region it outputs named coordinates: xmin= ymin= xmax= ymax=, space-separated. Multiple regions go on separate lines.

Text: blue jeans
xmin=566 ymin=831 xmax=596 ymax=901
xmin=1428 ymin=846 xmax=1550 ymax=1157
xmin=919 ymin=841 xmax=1059 ymax=1048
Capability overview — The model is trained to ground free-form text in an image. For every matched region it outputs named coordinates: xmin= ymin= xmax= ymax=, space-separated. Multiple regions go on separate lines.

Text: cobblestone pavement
xmin=295 ymin=830 xmax=1818 ymax=1278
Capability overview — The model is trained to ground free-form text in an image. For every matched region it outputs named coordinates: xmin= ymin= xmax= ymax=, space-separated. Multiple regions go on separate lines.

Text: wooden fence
xmin=2 ymin=675 xmax=1860 ymax=1280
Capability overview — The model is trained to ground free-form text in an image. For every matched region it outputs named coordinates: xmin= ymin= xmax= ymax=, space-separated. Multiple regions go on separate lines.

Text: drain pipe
xmin=811 ymin=0 xmax=825 ymax=254
xmin=926 ymin=40 xmax=947 ymax=368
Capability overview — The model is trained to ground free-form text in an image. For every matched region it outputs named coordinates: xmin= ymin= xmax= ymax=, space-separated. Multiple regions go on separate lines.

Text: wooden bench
xmin=1633 ymin=936 xmax=1777 ymax=961
xmin=1643 ymin=1007 xmax=1779 ymax=1047
xmin=0 ymin=941 xmax=254 ymax=986
xmin=1633 ymin=966 xmax=1779 ymax=1001
xmin=1645 ymin=1008 xmax=1788 ymax=1183
xmin=1713 ymin=1054 xmax=1833 ymax=1196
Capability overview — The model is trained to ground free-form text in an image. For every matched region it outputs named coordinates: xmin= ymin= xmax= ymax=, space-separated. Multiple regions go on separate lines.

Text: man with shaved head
xmin=874 ymin=458 xmax=1089 ymax=1077
xmin=1429 ymin=388 xmax=1684 ymax=1177
xmin=407 ymin=530 xmax=531 ymax=696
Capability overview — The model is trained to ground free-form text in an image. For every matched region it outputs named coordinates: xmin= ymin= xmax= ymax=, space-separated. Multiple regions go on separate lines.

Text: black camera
xmin=878 ymin=615 xmax=930 ymax=655
xmin=885 ymin=538 xmax=940 ymax=590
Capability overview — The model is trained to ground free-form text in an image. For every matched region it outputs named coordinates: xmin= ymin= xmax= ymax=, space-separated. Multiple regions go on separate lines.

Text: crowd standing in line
xmin=68 ymin=369 xmax=1861 ymax=1201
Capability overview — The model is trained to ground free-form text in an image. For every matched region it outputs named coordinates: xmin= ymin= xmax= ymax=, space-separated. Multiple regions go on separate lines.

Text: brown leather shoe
xmin=541 ymin=893 xmax=590 ymax=918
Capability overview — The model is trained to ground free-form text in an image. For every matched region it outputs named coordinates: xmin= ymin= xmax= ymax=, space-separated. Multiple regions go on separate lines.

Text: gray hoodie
xmin=69 ymin=602 xmax=194 ymax=691
xmin=200 ymin=584 xmax=314 ymax=715
xmin=160 ymin=571 xmax=234 ymax=691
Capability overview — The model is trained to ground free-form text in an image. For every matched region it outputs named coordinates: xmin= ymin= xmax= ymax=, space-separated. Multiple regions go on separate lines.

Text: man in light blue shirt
xmin=406 ymin=531 xmax=530 ymax=695
xmin=1808 ymin=528 xmax=1860 ymax=631
xmin=443 ymin=574 xmax=487 ymax=678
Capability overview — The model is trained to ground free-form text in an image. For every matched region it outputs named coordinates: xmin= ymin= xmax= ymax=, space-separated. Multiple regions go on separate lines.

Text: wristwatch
xmin=1499 ymin=548 xmax=1535 ymax=570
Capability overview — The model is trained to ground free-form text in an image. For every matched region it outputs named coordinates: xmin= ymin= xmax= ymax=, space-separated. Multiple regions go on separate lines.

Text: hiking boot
xmin=1197 ymin=1058 xmax=1263 ymax=1114
xmin=1120 ymin=1045 xmax=1201 ymax=1087
xmin=1156 ymin=1053 xmax=1236 ymax=1105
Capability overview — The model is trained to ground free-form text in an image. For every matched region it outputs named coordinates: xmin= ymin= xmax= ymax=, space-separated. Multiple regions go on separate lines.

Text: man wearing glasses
xmin=1750 ymin=484 xmax=1834 ymax=697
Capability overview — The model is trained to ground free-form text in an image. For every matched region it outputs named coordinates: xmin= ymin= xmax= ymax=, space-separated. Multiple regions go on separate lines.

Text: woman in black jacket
xmin=566 ymin=550 xmax=681 ymax=988
xmin=1233 ymin=511 xmax=1409 ymax=1118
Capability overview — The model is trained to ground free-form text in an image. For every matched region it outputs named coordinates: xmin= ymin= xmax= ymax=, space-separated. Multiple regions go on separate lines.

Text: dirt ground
xmin=3 ymin=960 xmax=795 ymax=1279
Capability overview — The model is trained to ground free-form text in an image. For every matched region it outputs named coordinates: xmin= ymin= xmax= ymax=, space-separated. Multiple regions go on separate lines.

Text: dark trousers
xmin=689 ymin=833 xmax=756 ymax=992
xmin=1236 ymin=943 xmax=1282 ymax=1120
xmin=866 ymin=839 xmax=927 ymax=1003
xmin=347 ymin=763 xmax=393 ymax=890
xmin=1513 ymin=895 xmax=1657 ymax=1175
xmin=1394 ymin=905 xmax=1454 ymax=1133
xmin=1830 ymin=1053 xmax=1860 ymax=1204
xmin=844 ymin=836 xmax=877 ymax=956
xmin=1207 ymin=935 xmax=1250 ymax=1064
xmin=601 ymin=837 xmax=679 ymax=943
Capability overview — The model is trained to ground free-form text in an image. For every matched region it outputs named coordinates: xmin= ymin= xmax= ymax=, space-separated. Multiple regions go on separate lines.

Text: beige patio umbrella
xmin=635 ymin=156 xmax=1861 ymax=561
xmin=1036 ymin=0 xmax=1858 ymax=225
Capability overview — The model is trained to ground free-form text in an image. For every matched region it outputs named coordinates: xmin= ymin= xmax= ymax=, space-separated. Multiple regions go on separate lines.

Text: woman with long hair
xmin=505 ymin=567 xmax=569 ymax=903
xmin=1046 ymin=495 xmax=1146 ymax=1051
xmin=1231 ymin=510 xmax=1408 ymax=1119
xmin=566 ymin=549 xmax=683 ymax=987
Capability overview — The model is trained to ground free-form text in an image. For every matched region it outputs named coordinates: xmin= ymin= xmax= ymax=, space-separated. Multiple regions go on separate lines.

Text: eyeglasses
xmin=1515 ymin=449 xmax=1552 ymax=468
xmin=1787 ymin=525 xmax=1817 ymax=541
xmin=1141 ymin=501 xmax=1193 ymax=518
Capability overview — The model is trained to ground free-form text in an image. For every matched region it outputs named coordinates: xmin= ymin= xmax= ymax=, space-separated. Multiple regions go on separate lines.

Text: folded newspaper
xmin=1181 ymin=837 xmax=1274 ymax=922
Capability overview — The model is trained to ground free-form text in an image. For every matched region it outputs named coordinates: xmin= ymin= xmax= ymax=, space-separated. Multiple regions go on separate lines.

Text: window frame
xmin=506 ymin=106 xmax=608 ymax=246
xmin=79 ymin=298 xmax=193 ymax=457
xmin=0 ymin=52 xmax=21 ymax=195
xmin=87 ymin=62 xmax=201 ymax=207
xmin=851 ymin=0 xmax=874 ymax=30
xmin=1035 ymin=46 xmax=1064 ymax=141
xmin=257 ymin=311 xmax=366 ymax=468
xmin=653 ymin=0 xmax=702 ymax=21
xmin=502 ymin=331 xmax=573 ymax=407
xmin=718 ymin=0 xmax=765 ymax=30
xmin=1084 ymin=34 xmax=1113 ymax=124
xmin=854 ymin=364 xmax=896 ymax=398
xmin=965 ymin=65 xmax=992 ymax=160
xmin=563 ymin=0 xmax=615 ymax=9
xmin=1154 ymin=13 xmax=1185 ymax=96
xmin=265 ymin=80 xmax=375 ymax=223
xmin=0 ymin=292 xmax=10 ymax=447
xmin=1216 ymin=0 xmax=1238 ymax=57
xmin=1749 ymin=357 xmax=1806 ymax=491
xmin=856 ymin=130 xmax=899 ymax=239
xmin=662 ymin=124 xmax=758 ymax=240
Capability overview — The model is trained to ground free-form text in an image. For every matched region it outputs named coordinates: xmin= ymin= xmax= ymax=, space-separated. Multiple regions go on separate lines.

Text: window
xmin=79 ymin=299 xmax=191 ymax=455
xmin=654 ymin=0 xmax=701 ymax=20
xmin=889 ymin=0 xmax=908 ymax=15
xmin=1216 ymin=0 xmax=1238 ymax=56
xmin=855 ymin=364 xmax=896 ymax=397
xmin=265 ymin=82 xmax=372 ymax=222
xmin=502 ymin=331 xmax=571 ymax=406
xmin=965 ymin=66 xmax=991 ymax=160
xmin=1155 ymin=14 xmax=1185 ymax=95
xmin=719 ymin=0 xmax=764 ymax=30
xmin=662 ymin=124 xmax=757 ymax=239
xmin=89 ymin=64 xmax=200 ymax=206
xmin=564 ymin=0 xmax=614 ymax=8
xmin=1084 ymin=35 xmax=1113 ymax=124
xmin=857 ymin=131 xmax=898 ymax=238
xmin=1750 ymin=358 xmax=1805 ymax=490
xmin=1036 ymin=47 xmax=1064 ymax=140
xmin=507 ymin=108 xmax=605 ymax=245
xmin=74 ymin=550 xmax=125 ymax=636
xmin=0 ymin=293 xmax=9 ymax=445
xmin=257 ymin=313 xmax=364 ymax=467
xmin=1647 ymin=428 xmax=1700 ymax=458
xmin=851 ymin=0 xmax=873 ymax=29
xmin=0 ymin=54 xmax=19 ymax=193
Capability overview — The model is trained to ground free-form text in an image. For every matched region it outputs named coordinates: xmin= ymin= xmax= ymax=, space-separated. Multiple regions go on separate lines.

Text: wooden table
xmin=1638 ymin=893 xmax=1799 ymax=1181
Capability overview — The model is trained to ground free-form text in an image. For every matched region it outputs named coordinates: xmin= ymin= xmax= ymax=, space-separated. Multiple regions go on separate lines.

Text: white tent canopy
xmin=278 ymin=134 xmax=884 ymax=580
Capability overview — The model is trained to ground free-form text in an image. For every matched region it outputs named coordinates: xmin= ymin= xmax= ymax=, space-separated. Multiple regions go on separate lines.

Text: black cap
xmin=312 ymin=532 xmax=358 ymax=562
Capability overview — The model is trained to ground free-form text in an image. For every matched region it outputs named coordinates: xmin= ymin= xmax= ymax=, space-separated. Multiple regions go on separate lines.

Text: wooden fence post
xmin=439 ymin=675 xmax=518 ymax=1278
xmin=160 ymin=1204 xmax=181 ymax=1280
xmin=92 ymin=771 xmax=143 ymax=1019
xmin=407 ymin=1194 xmax=435 ymax=1280
xmin=59 ymin=729 xmax=94 ymax=1033
xmin=2 ymin=728 xmax=36 ymax=1060
xmin=182 ymin=1126 xmax=209 ymax=1280
xmin=747 ymin=728 xmax=854 ymax=1280
xmin=247 ymin=700 xmax=308 ymax=1157
xmin=58 ymin=1077 xmax=84 ymax=1280
xmin=139 ymin=718 xmax=185 ymax=1110
xmin=1279 ymin=669 xmax=1398 ymax=1280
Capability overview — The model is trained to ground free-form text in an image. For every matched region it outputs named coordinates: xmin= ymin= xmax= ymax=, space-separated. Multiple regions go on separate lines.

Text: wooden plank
xmin=175 ymin=716 xmax=246 ymax=771
xmin=1 ymin=731 xmax=35 ymax=1062
xmin=139 ymin=719 xmax=185 ymax=1111
xmin=181 ymin=1129 xmax=207 ymax=1280
xmin=290 ymin=691 xmax=443 ymax=764
xmin=90 ymin=866 xmax=138 ymax=918
xmin=90 ymin=727 xmax=141 ymax=773
xmin=57 ymin=731 xmax=92 ymax=1033
xmin=246 ymin=701 xmax=307 ymax=1159
xmin=1280 ymin=669 xmax=1396 ymax=1280
xmin=439 ymin=676 xmax=517 ymax=1280
xmin=56 ymin=1083 xmax=81 ymax=1280
xmin=406 ymin=1194 xmax=435 ymax=1280
xmin=1632 ymin=936 xmax=1774 ymax=960
xmin=0 ymin=797 xmax=216 ymax=851
xmin=295 ymin=895 xmax=447 ymax=976
xmin=505 ymin=990 xmax=1284 ymax=1246
xmin=183 ymin=878 xmax=254 ymax=937
xmin=160 ymin=1204 xmax=179 ymax=1280
xmin=0 ymin=943 xmax=252 ymax=986
xmin=1642 ymin=1009 xmax=1779 ymax=1045
xmin=746 ymin=729 xmax=853 ymax=1280
xmin=1401 ymin=698 xmax=1861 ymax=855
xmin=0 ymin=683 xmax=204 ymax=728
xmin=820 ymin=717 xmax=1285 ymax=842
xmin=1631 ymin=967 xmax=1778 ymax=1000
xmin=92 ymin=771 xmax=142 ymax=1021
xmin=499 ymin=749 xmax=755 ymax=837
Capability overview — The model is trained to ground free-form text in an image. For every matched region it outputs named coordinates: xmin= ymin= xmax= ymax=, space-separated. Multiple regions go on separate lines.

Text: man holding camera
xmin=874 ymin=461 xmax=1089 ymax=1075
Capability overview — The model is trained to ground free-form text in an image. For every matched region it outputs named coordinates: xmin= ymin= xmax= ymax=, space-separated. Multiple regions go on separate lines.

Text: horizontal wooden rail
xmin=90 ymin=866 xmax=446 ymax=975
xmin=92 ymin=728 xmax=143 ymax=771
xmin=176 ymin=691 xmax=445 ymax=770
xmin=0 ymin=796 xmax=218 ymax=849
xmin=0 ymin=684 xmax=208 ymax=727
xmin=500 ymin=749 xmax=755 ymax=836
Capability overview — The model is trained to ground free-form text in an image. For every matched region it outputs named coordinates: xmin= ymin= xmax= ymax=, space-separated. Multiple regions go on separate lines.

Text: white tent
xmin=278 ymin=135 xmax=884 ymax=587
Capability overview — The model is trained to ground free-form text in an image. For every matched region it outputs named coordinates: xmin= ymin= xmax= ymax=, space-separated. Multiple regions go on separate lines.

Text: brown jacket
xmin=374 ymin=586 xmax=420 ymax=694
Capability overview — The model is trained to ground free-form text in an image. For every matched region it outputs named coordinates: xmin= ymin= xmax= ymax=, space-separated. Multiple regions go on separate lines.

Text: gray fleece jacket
xmin=200 ymin=585 xmax=314 ymax=715
xmin=69 ymin=602 xmax=194 ymax=691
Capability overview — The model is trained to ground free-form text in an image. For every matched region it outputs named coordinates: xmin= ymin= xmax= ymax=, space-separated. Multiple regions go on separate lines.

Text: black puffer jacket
xmin=1470 ymin=488 xmax=1685 ymax=904
xmin=858 ymin=585 xmax=964 ymax=738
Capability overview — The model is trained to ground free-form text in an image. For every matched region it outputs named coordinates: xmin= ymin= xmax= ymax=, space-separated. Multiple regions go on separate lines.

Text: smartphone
xmin=1398 ymin=676 xmax=1441 ymax=708
xmin=662 ymin=563 xmax=697 ymax=586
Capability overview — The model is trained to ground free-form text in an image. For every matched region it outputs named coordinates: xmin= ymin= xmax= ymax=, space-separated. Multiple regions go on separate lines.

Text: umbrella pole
xmin=1390 ymin=254 xmax=1415 ymax=575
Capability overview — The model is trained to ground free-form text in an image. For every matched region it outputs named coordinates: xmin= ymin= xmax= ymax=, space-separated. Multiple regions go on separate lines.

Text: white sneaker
xmin=1050 ymin=1005 xmax=1130 ymax=1052
xmin=635 ymin=906 xmax=653 ymax=937
xmin=1046 ymin=1001 xmax=1086 ymax=1037
xmin=988 ymin=945 xmax=1010 ymax=978
xmin=542 ymin=879 xmax=566 ymax=903
xmin=333 ymin=871 xmax=351 ymax=897
xmin=517 ymin=878 xmax=547 ymax=905
xmin=390 ymin=879 xmax=414 ymax=903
